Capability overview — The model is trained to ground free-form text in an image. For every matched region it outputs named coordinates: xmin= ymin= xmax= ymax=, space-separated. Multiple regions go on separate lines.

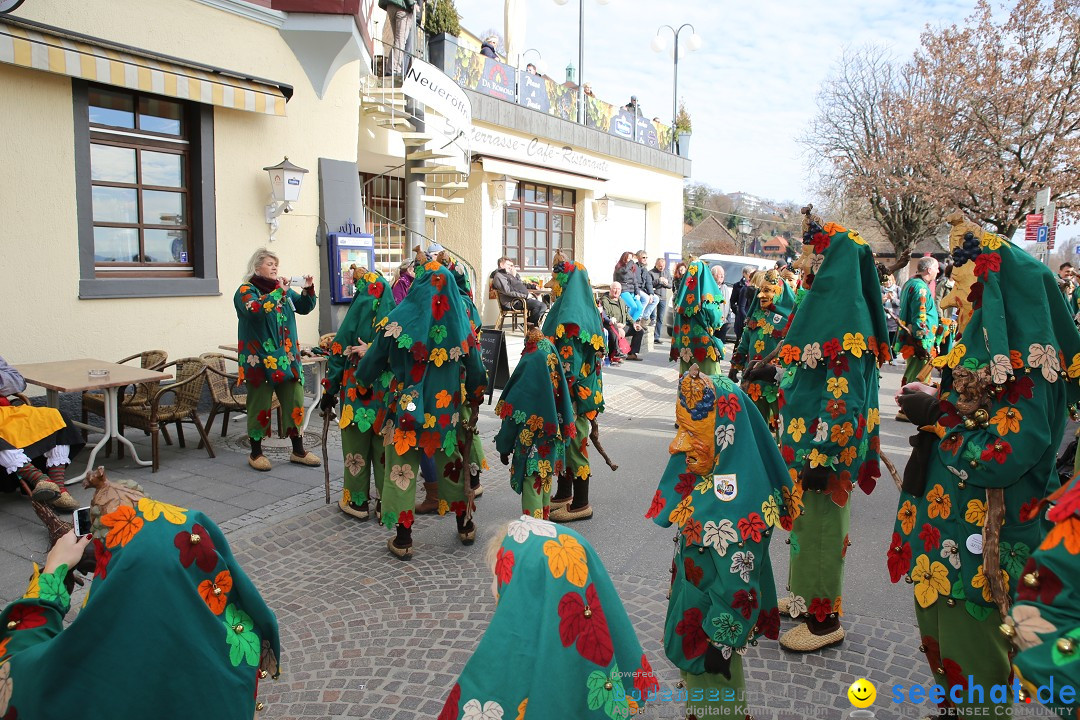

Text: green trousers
xmin=245 ymin=381 xmax=304 ymax=441
xmin=679 ymin=359 xmax=721 ymax=377
xmin=567 ymin=414 xmax=592 ymax=481
xmin=341 ymin=424 xmax=385 ymax=506
xmin=381 ymin=441 xmax=420 ymax=530
xmin=521 ymin=473 xmax=552 ymax=518
xmin=788 ymin=490 xmax=850 ymax=616
xmin=903 ymin=355 xmax=929 ymax=385
xmin=682 ymin=653 xmax=746 ymax=718
xmin=914 ymin=601 xmax=1011 ymax=718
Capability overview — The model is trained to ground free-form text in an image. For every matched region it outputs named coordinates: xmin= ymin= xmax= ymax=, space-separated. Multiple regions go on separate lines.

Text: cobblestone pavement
xmin=1 ymin=342 xmax=1061 ymax=719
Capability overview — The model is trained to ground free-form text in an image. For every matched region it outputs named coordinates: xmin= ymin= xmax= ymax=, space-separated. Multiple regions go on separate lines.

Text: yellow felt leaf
xmin=138 ymin=498 xmax=188 ymax=525
xmin=543 ymin=534 xmax=589 ymax=588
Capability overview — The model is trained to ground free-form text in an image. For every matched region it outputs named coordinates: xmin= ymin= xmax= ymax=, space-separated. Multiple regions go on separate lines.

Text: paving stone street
xmin=0 ymin=343 xmax=1057 ymax=720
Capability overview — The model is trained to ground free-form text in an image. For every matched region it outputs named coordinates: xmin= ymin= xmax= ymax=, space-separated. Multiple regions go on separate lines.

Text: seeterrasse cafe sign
xmin=470 ymin=127 xmax=611 ymax=180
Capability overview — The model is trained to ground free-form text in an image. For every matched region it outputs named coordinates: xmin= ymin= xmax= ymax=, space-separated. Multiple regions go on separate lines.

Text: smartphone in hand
xmin=72 ymin=506 xmax=92 ymax=537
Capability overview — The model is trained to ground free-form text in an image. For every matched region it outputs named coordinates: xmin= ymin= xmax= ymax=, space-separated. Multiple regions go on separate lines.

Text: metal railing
xmin=365 ymin=206 xmax=478 ymax=300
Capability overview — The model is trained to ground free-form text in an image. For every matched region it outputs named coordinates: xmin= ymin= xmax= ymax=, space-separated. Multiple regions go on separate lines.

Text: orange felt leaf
xmin=101 ymin=505 xmax=144 ymax=548
xmin=198 ymin=570 xmax=233 ymax=615
xmin=436 ymin=389 xmax=453 ymax=408
xmin=394 ymin=429 xmax=416 ymax=455
xmin=1042 ymin=516 xmax=1080 ymax=554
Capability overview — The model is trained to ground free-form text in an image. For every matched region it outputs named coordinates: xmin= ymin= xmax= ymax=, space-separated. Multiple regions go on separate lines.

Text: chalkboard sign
xmin=478 ymin=327 xmax=510 ymax=404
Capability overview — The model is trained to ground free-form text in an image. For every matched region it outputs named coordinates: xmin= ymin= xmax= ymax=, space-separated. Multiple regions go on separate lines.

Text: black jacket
xmin=613 ymin=263 xmax=639 ymax=294
xmin=732 ymin=279 xmax=751 ymax=322
xmin=480 ymin=42 xmax=497 ymax=59
xmin=492 ymin=268 xmax=529 ymax=306
xmin=636 ymin=262 xmax=654 ymax=294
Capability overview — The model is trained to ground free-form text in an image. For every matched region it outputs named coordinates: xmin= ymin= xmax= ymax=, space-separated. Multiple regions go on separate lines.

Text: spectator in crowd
xmin=881 ymin=272 xmax=901 ymax=365
xmin=492 ymin=257 xmax=546 ymax=327
xmin=613 ymin=251 xmax=644 ymax=319
xmin=525 ymin=63 xmax=538 ymax=75
xmin=648 ymin=257 xmax=673 ymax=342
xmin=390 ymin=258 xmax=414 ymax=304
xmin=672 ymin=261 xmax=688 ymax=298
xmin=600 ymin=282 xmax=644 ymax=361
xmin=378 ymin=0 xmax=419 ymax=76
xmin=480 ymin=35 xmax=499 ymax=59
xmin=730 ymin=265 xmax=755 ymax=345
xmin=624 ymin=95 xmax=640 ymax=114
xmin=596 ymin=296 xmax=624 ymax=365
xmin=634 ymin=250 xmax=660 ymax=326
xmin=582 ymin=83 xmax=595 ymax=97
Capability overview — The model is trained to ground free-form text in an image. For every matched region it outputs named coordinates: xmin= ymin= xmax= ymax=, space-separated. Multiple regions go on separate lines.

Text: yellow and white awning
xmin=0 ymin=19 xmax=290 ymax=116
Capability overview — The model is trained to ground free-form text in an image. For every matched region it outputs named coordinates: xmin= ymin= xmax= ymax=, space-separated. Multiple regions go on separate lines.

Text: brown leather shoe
xmin=289 ymin=451 xmax=321 ymax=467
xmin=248 ymin=455 xmax=272 ymax=472
xmin=415 ymin=481 xmax=440 ymax=514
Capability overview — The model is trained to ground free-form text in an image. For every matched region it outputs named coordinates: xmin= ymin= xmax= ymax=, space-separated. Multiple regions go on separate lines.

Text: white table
xmin=15 ymin=358 xmax=172 ymax=484
xmin=218 ymin=345 xmax=327 ymax=433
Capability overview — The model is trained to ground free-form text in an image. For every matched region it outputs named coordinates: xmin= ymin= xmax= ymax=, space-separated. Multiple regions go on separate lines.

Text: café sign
xmin=469 ymin=127 xmax=611 ymax=180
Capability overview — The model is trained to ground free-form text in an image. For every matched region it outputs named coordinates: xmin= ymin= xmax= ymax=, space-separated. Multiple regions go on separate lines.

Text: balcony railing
xmin=427 ymin=34 xmax=680 ymax=154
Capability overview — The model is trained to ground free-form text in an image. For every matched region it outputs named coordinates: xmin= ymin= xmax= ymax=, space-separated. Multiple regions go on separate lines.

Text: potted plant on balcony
xmin=675 ymin=101 xmax=692 ymax=157
xmin=424 ymin=0 xmax=461 ymax=69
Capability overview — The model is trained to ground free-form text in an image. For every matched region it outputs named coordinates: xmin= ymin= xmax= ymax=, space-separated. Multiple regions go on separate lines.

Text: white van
xmin=697 ymin=254 xmax=778 ymax=342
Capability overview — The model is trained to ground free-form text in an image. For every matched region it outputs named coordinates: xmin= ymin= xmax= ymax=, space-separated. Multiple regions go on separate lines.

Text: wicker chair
xmin=116 ymin=357 xmax=214 ymax=471
xmin=81 ymin=350 xmax=168 ymax=453
xmin=489 ymin=277 xmax=527 ymax=332
xmin=198 ymin=352 xmax=280 ymax=444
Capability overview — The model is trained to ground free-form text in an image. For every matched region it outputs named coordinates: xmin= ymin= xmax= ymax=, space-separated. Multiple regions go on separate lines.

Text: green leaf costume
xmin=542 ymin=259 xmax=606 ymax=419
xmin=495 ymin=332 xmax=576 ymax=518
xmin=1008 ymin=473 xmax=1080 ymax=717
xmin=439 ymin=517 xmax=660 ymax=719
xmin=234 ymin=280 xmax=316 ymax=388
xmin=0 ymin=501 xmax=279 ymax=719
xmin=669 ymin=260 xmax=726 ymax=373
xmin=895 ymin=276 xmax=940 ymax=355
xmin=888 ymin=233 xmax=1080 ymax=712
xmin=776 ymin=220 xmax=889 ymax=622
xmin=648 ymin=372 xmax=792 ymax=673
xmin=731 ymin=277 xmax=796 ymax=428
xmin=353 ymin=259 xmax=487 ymax=528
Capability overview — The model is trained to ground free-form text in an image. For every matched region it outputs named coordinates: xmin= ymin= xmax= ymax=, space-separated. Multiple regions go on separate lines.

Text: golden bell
xmin=604 ymin=681 xmax=613 ymax=691
xmin=256 ymin=702 xmax=265 ymax=711
xmin=946 ymin=598 xmax=957 ymax=607
xmin=583 ymin=607 xmax=592 ymax=618
xmin=935 ymin=666 xmax=945 ymax=675
xmin=259 ymin=670 xmax=269 ymax=679
xmin=5 ymin=621 xmax=15 ymax=630
xmin=1057 ymin=638 xmax=1076 ymax=655
xmin=964 ymin=418 xmax=977 ymax=429
xmin=973 ymin=409 xmax=989 ymax=425
xmin=190 ymin=533 xmax=201 ymax=544
xmin=999 ymin=622 xmax=1016 ymax=638
xmin=1023 ymin=572 xmax=1040 ymax=588
xmin=234 ymin=624 xmax=245 ymax=634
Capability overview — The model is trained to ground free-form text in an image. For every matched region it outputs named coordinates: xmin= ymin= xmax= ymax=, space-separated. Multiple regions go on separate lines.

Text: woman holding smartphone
xmin=234 ymin=248 xmax=320 ymax=471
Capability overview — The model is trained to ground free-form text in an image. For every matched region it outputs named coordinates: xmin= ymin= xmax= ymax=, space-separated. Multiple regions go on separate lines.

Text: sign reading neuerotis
xmin=403 ymin=58 xmax=472 ymax=138
xmin=470 ymin=127 xmax=611 ymax=180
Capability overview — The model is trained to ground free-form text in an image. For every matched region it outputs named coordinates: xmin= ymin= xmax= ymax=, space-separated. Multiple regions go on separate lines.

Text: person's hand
xmin=727 ymin=367 xmax=740 ymax=382
xmin=894 ymin=381 xmax=938 ymax=405
xmin=277 ymin=276 xmax=291 ymax=291
xmin=500 ymin=453 xmax=511 ymax=466
xmin=303 ymin=274 xmax=315 ymax=288
xmin=44 ymin=530 xmax=91 ymax=575
xmin=618 ymin=327 xmax=626 ymax=338
xmin=319 ymin=393 xmax=338 ymax=411
xmin=897 ymin=390 xmax=943 ymax=427
xmin=633 ymin=322 xmax=642 ymax=332
xmin=345 ymin=340 xmax=368 ymax=360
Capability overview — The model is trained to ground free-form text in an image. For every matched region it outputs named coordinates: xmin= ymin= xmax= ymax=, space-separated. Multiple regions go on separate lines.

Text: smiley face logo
xmin=848 ymin=678 xmax=876 ymax=708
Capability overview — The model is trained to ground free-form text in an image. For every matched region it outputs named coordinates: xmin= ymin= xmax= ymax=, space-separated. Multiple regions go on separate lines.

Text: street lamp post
xmin=738 ymin=219 xmax=752 ymax=255
xmin=553 ymin=0 xmax=611 ymax=125
xmin=651 ymin=24 xmax=702 ymax=152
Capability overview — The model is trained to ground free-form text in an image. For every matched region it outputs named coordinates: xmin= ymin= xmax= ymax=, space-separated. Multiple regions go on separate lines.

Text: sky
xmin=452 ymin=0 xmax=1079 ymax=246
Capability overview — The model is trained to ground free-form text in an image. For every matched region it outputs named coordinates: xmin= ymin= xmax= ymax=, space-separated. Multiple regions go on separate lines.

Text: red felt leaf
xmin=438 ymin=683 xmax=461 ymax=720
xmin=419 ymin=431 xmax=441 ymax=457
xmin=732 ymin=589 xmax=758 ymax=620
xmin=645 ymin=489 xmax=666 ymax=519
xmin=92 ymin=538 xmax=111 ymax=580
xmin=674 ymin=474 xmax=695 ymax=498
xmin=683 ymin=557 xmax=703 ymax=586
xmin=174 ymin=523 xmax=218 ymax=573
xmin=495 ymin=547 xmax=514 ymax=587
xmin=886 ymin=533 xmax=911 ymax=584
xmin=675 ymin=607 xmax=707 ymax=659
xmin=431 ymin=294 xmax=450 ymax=320
xmin=682 ymin=518 xmax=703 ymax=545
xmin=634 ymin=653 xmax=660 ymax=696
xmin=918 ymin=523 xmax=941 ymax=552
xmin=557 ymin=584 xmax=614 ymax=666
xmin=6 ymin=604 xmax=46 ymax=630
xmin=737 ymin=513 xmax=766 ymax=542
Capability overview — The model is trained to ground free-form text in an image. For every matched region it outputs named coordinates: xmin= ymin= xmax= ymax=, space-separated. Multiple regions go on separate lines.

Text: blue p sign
xmin=1037 ymin=225 xmax=1049 ymax=243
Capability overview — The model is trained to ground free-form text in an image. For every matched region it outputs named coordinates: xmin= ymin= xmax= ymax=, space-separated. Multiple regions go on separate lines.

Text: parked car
xmin=695 ymin=254 xmax=777 ymax=342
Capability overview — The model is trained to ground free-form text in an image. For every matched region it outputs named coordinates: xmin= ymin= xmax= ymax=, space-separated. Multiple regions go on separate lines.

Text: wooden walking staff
xmin=320 ymin=404 xmax=334 ymax=504
xmin=589 ymin=416 xmax=618 ymax=472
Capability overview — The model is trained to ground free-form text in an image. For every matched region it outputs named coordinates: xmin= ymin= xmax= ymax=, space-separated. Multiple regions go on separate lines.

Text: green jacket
xmin=599 ymin=294 xmax=631 ymax=326
xmin=325 ymin=269 xmax=396 ymax=433
xmin=234 ymin=279 xmax=316 ymax=387
xmin=895 ymin=276 xmax=940 ymax=356
xmin=378 ymin=0 xmax=416 ymax=10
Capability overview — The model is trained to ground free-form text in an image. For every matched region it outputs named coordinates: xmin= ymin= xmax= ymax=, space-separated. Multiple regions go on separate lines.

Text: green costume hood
xmin=780 ymin=222 xmax=892 ymax=366
xmin=0 ymin=501 xmax=279 ymax=719
xmin=647 ymin=371 xmax=793 ymax=669
xmin=495 ymin=333 xmax=576 ymax=509
xmin=937 ymin=234 xmax=1080 ymax=404
xmin=354 ymin=260 xmax=487 ymax=459
xmin=542 ymin=260 xmax=606 ymax=416
xmin=439 ymin=516 xmax=660 ymax=719
xmin=670 ymin=260 xmax=726 ymax=364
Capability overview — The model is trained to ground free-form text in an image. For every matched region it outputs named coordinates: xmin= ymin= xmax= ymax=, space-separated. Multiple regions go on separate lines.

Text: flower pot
xmin=677 ymin=130 xmax=691 ymax=157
